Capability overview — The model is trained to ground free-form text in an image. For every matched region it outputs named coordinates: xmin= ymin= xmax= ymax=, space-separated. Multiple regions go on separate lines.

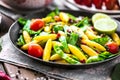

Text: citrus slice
xmin=94 ymin=18 xmax=118 ymax=34
xmin=92 ymin=13 xmax=110 ymax=23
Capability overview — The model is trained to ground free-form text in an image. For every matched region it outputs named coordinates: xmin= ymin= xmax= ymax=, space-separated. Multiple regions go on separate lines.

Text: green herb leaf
xmin=18 ymin=17 xmax=27 ymax=26
xmin=67 ymin=13 xmax=76 ymax=20
xmin=47 ymin=7 xmax=60 ymax=18
xmin=17 ymin=35 xmax=25 ymax=46
xmin=53 ymin=25 xmax=63 ymax=33
xmin=59 ymin=36 xmax=70 ymax=53
xmin=75 ymin=17 xmax=90 ymax=31
xmin=86 ymin=56 xmax=104 ymax=63
xmin=54 ymin=45 xmax=80 ymax=64
xmin=75 ymin=17 xmax=89 ymax=27
xmin=99 ymin=51 xmax=112 ymax=59
xmin=92 ymin=37 xmax=109 ymax=46
xmin=68 ymin=32 xmax=79 ymax=45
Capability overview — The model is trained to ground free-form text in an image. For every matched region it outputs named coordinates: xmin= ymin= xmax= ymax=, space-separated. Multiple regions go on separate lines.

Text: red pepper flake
xmin=81 ymin=42 xmax=86 ymax=45
xmin=95 ymin=50 xmax=99 ymax=54
xmin=80 ymin=59 xmax=86 ymax=63
xmin=57 ymin=33 xmax=61 ymax=38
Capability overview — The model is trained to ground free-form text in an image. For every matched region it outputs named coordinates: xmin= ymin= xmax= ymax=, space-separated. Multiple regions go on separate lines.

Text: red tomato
xmin=106 ymin=42 xmax=119 ymax=54
xmin=30 ymin=19 xmax=44 ymax=31
xmin=81 ymin=0 xmax=92 ymax=7
xmin=28 ymin=43 xmax=43 ymax=57
xmin=105 ymin=0 xmax=117 ymax=10
xmin=92 ymin=0 xmax=103 ymax=9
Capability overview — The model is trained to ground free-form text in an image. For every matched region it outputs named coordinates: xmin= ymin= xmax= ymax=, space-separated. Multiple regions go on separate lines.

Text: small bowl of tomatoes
xmin=74 ymin=0 xmax=120 ymax=10
xmin=66 ymin=0 xmax=120 ymax=14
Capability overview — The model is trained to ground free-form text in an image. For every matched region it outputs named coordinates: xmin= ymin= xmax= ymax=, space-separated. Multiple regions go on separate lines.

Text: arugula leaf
xmin=17 ymin=35 xmax=25 ymax=46
xmin=47 ymin=7 xmax=60 ymax=18
xmin=18 ymin=17 xmax=27 ymax=26
xmin=54 ymin=7 xmax=60 ymax=15
xmin=68 ymin=32 xmax=79 ymax=45
xmin=75 ymin=17 xmax=89 ymax=27
xmin=86 ymin=56 xmax=104 ymax=63
xmin=75 ymin=17 xmax=90 ymax=31
xmin=87 ymin=51 xmax=119 ymax=63
xmin=59 ymin=36 xmax=70 ymax=53
xmin=67 ymin=13 xmax=76 ymax=20
xmin=53 ymin=25 xmax=63 ymax=33
xmin=99 ymin=51 xmax=112 ymax=59
xmin=92 ymin=37 xmax=109 ymax=46
xmin=47 ymin=12 xmax=56 ymax=18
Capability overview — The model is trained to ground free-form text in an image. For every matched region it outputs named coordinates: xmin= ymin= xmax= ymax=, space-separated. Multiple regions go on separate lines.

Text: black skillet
xmin=8 ymin=9 xmax=120 ymax=69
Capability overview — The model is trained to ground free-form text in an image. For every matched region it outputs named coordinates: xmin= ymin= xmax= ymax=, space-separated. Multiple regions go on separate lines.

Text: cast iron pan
xmin=8 ymin=9 xmax=120 ymax=69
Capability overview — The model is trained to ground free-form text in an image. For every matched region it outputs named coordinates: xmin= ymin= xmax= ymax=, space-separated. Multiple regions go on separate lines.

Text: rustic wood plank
xmin=4 ymin=63 xmax=48 ymax=80
xmin=4 ymin=63 xmax=19 ymax=80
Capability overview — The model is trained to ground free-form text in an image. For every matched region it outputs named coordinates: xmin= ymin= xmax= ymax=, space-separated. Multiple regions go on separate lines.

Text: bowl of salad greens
xmin=9 ymin=8 xmax=120 ymax=68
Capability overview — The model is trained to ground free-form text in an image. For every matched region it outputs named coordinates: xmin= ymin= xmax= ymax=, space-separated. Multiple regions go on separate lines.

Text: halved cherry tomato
xmin=106 ymin=42 xmax=119 ymax=54
xmin=30 ymin=19 xmax=44 ymax=31
xmin=28 ymin=43 xmax=43 ymax=57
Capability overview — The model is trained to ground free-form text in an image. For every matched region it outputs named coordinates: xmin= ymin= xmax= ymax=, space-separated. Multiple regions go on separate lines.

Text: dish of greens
xmin=16 ymin=8 xmax=120 ymax=65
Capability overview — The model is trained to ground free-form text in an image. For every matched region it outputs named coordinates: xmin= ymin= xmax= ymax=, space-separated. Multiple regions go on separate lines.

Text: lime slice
xmin=94 ymin=18 xmax=118 ymax=34
xmin=92 ymin=13 xmax=110 ymax=23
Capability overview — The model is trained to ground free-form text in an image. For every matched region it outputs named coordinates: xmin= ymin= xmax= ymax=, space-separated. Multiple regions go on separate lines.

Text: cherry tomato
xmin=105 ymin=0 xmax=117 ymax=10
xmin=93 ymin=0 xmax=103 ymax=9
xmin=106 ymin=42 xmax=119 ymax=54
xmin=82 ymin=0 xmax=92 ymax=7
xmin=57 ymin=33 xmax=61 ymax=38
xmin=30 ymin=19 xmax=44 ymax=31
xmin=28 ymin=43 xmax=43 ymax=57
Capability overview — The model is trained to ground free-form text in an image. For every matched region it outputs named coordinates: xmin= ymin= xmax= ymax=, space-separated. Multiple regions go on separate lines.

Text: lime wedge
xmin=94 ymin=18 xmax=118 ymax=34
xmin=92 ymin=13 xmax=110 ymax=23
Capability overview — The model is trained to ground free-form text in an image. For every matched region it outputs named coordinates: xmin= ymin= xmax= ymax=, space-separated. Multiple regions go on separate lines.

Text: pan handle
xmin=0 ymin=4 xmax=22 ymax=20
xmin=0 ymin=11 xmax=21 ymax=21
